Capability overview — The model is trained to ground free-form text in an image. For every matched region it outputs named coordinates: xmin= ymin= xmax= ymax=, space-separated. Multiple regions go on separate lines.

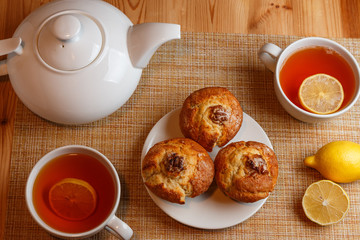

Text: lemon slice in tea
xmin=298 ymin=73 xmax=344 ymax=114
xmin=49 ymin=178 xmax=97 ymax=221
xmin=302 ymin=180 xmax=349 ymax=226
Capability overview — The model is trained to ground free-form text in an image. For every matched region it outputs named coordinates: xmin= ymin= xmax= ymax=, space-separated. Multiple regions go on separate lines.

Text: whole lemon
xmin=304 ymin=141 xmax=360 ymax=183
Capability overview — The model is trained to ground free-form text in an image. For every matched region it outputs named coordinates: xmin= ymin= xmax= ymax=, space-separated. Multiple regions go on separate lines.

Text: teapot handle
xmin=0 ymin=37 xmax=23 ymax=76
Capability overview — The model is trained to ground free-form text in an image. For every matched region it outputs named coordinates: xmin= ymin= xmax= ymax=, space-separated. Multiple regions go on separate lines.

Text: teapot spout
xmin=128 ymin=23 xmax=180 ymax=68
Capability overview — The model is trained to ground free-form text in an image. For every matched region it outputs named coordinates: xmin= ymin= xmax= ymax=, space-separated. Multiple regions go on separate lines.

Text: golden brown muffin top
xmin=214 ymin=141 xmax=278 ymax=202
xmin=142 ymin=138 xmax=214 ymax=204
xmin=179 ymin=87 xmax=243 ymax=152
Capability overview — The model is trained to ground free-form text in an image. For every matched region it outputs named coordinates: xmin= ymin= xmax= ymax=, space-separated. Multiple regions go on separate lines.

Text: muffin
xmin=142 ymin=138 xmax=214 ymax=204
xmin=179 ymin=87 xmax=243 ymax=152
xmin=214 ymin=141 xmax=278 ymax=202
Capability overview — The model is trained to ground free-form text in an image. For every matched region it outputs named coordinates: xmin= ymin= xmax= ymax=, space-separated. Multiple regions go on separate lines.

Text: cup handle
xmin=105 ymin=215 xmax=133 ymax=240
xmin=258 ymin=43 xmax=283 ymax=72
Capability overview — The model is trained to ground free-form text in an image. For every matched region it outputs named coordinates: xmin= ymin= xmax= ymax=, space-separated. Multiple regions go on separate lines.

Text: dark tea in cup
xmin=259 ymin=37 xmax=360 ymax=122
xmin=279 ymin=46 xmax=356 ymax=112
xmin=32 ymin=153 xmax=116 ymax=233
xmin=26 ymin=145 xmax=133 ymax=239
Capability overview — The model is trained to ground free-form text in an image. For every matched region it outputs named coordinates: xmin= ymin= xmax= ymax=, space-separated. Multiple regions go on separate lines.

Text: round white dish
xmin=141 ymin=108 xmax=273 ymax=229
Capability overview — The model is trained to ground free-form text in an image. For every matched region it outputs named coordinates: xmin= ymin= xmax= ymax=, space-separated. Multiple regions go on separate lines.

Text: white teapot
xmin=0 ymin=0 xmax=180 ymax=124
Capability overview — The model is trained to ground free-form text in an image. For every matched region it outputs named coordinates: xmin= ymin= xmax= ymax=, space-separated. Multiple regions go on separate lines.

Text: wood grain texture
xmin=0 ymin=80 xmax=16 ymax=240
xmin=1 ymin=0 xmax=360 ymax=239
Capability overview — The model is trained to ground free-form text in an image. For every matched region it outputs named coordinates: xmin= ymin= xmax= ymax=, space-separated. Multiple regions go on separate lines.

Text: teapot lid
xmin=37 ymin=11 xmax=104 ymax=71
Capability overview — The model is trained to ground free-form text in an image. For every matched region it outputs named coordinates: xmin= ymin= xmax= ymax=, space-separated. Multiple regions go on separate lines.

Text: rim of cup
xmin=275 ymin=37 xmax=360 ymax=120
xmin=25 ymin=145 xmax=121 ymax=238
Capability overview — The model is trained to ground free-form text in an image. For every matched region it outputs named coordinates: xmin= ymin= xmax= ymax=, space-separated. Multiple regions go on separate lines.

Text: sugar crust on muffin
xmin=142 ymin=138 xmax=215 ymax=204
xmin=214 ymin=141 xmax=278 ymax=202
xmin=179 ymin=87 xmax=243 ymax=152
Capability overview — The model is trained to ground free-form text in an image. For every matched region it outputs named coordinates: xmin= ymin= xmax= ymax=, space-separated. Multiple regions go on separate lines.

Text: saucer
xmin=141 ymin=108 xmax=273 ymax=229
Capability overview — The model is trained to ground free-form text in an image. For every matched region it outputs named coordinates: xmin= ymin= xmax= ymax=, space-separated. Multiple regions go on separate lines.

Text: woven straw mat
xmin=5 ymin=32 xmax=360 ymax=239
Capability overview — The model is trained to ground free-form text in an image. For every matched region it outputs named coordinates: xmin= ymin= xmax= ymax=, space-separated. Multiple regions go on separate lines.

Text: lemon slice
xmin=302 ymin=180 xmax=349 ymax=226
xmin=49 ymin=178 xmax=97 ymax=221
xmin=298 ymin=74 xmax=344 ymax=114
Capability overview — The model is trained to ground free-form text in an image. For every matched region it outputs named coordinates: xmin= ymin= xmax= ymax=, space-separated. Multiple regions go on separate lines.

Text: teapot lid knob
xmin=52 ymin=14 xmax=81 ymax=41
xmin=37 ymin=12 xmax=104 ymax=71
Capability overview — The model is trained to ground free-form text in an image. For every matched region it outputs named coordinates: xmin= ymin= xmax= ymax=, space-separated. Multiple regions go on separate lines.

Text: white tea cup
xmin=25 ymin=145 xmax=133 ymax=239
xmin=258 ymin=37 xmax=360 ymax=123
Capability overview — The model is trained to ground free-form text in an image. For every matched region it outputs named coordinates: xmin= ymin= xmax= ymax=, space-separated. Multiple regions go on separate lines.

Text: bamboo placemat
xmin=5 ymin=32 xmax=360 ymax=239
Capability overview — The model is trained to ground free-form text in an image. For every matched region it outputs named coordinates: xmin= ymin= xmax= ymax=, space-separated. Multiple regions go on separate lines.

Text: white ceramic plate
xmin=141 ymin=108 xmax=273 ymax=229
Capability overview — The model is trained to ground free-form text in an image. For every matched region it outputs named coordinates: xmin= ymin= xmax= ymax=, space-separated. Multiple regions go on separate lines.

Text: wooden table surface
xmin=1 ymin=0 xmax=360 ymax=239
